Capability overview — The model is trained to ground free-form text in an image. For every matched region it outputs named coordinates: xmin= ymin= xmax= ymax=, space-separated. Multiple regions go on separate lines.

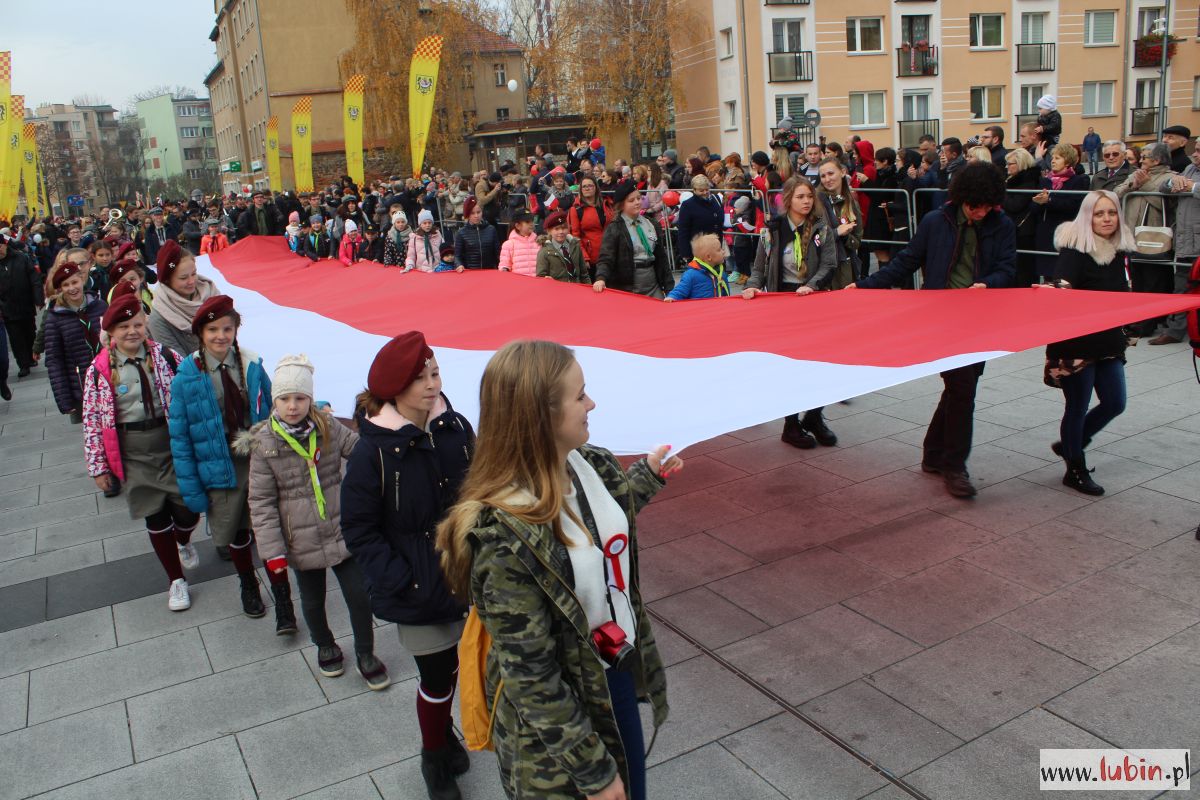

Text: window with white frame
xmin=849 ymin=91 xmax=886 ymax=127
xmin=493 ymin=63 xmax=506 ymax=87
xmin=773 ymin=19 xmax=804 ymax=52
xmin=902 ymin=91 xmax=931 ymax=120
xmin=1084 ymin=11 xmax=1117 ymax=45
xmin=970 ymin=14 xmax=1004 ymax=48
xmin=1194 ymin=77 xmax=1200 ymax=110
xmin=970 ymin=86 xmax=1004 ymax=120
xmin=180 ymin=126 xmax=200 ymax=138
xmin=720 ymin=28 xmax=734 ymax=58
xmin=724 ymin=100 xmax=738 ymax=130
xmin=774 ymin=95 xmax=806 ymax=124
xmin=1137 ymin=7 xmax=1165 ymax=36
xmin=1021 ymin=12 xmax=1047 ymax=44
xmin=1083 ymin=81 xmax=1115 ymax=115
xmin=1020 ymin=85 xmax=1046 ymax=115
xmin=1135 ymin=78 xmax=1159 ymax=107
xmin=846 ymin=18 xmax=883 ymax=53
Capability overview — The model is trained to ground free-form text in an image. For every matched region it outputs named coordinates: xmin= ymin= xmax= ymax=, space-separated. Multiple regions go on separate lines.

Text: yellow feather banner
xmin=291 ymin=97 xmax=313 ymax=193
xmin=408 ymin=36 xmax=443 ymax=179
xmin=343 ymin=74 xmax=365 ymax=186
xmin=0 ymin=56 xmax=12 ymax=217
xmin=2 ymin=95 xmax=24 ymax=219
xmin=21 ymin=122 xmax=37 ymax=217
xmin=265 ymin=116 xmax=282 ymax=192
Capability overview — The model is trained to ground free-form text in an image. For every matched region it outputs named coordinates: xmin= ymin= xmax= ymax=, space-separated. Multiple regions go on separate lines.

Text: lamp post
xmin=1153 ymin=10 xmax=1170 ymax=140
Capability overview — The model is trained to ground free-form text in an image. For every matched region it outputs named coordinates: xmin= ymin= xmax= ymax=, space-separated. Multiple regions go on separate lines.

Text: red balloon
xmin=662 ymin=191 xmax=680 ymax=207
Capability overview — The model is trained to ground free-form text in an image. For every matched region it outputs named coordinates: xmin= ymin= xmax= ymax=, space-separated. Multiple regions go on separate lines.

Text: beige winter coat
xmin=237 ymin=413 xmax=359 ymax=571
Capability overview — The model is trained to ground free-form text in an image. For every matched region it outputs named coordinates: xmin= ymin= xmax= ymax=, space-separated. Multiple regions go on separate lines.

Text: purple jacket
xmin=44 ymin=295 xmax=107 ymax=414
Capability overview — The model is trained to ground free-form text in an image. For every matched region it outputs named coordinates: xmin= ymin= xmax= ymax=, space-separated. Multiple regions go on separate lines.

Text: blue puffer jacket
xmin=666 ymin=261 xmax=731 ymax=300
xmin=168 ymin=347 xmax=272 ymax=513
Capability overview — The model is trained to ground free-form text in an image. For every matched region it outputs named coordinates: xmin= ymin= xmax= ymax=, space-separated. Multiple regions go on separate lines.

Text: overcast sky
xmin=11 ymin=1 xmax=217 ymax=113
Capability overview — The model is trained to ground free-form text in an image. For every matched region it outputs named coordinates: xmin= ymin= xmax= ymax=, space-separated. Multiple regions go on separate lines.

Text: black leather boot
xmin=445 ymin=719 xmax=470 ymax=776
xmin=802 ymin=410 xmax=838 ymax=447
xmin=420 ymin=747 xmax=463 ymax=800
xmin=781 ymin=414 xmax=815 ymax=449
xmin=271 ymin=583 xmax=297 ymax=635
xmin=238 ymin=571 xmax=266 ymax=618
xmin=1063 ymin=455 xmax=1104 ymax=496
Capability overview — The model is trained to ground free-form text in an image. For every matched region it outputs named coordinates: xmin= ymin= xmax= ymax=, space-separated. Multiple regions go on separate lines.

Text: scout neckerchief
xmin=270 ymin=416 xmax=326 ymax=519
xmin=629 ymin=216 xmax=652 ymax=256
xmin=693 ymin=258 xmax=729 ymax=297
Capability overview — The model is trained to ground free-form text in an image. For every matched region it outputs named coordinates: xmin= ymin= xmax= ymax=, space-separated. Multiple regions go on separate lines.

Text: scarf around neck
xmin=1048 ymin=168 xmax=1075 ymax=190
xmin=151 ymin=274 xmax=219 ymax=333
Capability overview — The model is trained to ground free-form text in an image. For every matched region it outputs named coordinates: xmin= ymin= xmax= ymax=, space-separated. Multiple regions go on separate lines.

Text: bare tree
xmin=70 ymin=93 xmax=110 ymax=108
xmin=35 ymin=124 xmax=82 ymax=213
xmin=125 ymin=86 xmax=199 ymax=114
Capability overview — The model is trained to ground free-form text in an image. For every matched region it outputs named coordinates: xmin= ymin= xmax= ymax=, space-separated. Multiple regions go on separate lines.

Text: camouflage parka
xmin=468 ymin=445 xmax=670 ymax=799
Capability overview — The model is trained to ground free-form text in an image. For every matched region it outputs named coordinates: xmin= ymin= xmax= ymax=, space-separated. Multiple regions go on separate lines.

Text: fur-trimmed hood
xmin=1054 ymin=222 xmax=1124 ymax=265
xmin=230 ymin=419 xmax=270 ymax=457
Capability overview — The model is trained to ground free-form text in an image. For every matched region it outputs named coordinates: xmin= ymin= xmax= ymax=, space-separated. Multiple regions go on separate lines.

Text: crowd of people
xmin=0 ymin=105 xmax=1194 ymax=800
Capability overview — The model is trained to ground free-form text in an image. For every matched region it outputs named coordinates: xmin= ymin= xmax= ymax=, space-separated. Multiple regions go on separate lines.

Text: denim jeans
xmin=1059 ymin=359 xmax=1127 ymax=459
xmin=606 ymin=668 xmax=646 ymax=800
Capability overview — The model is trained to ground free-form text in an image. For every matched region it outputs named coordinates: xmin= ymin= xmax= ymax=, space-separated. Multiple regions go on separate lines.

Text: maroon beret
xmin=115 ymin=241 xmax=139 ymax=262
xmin=156 ymin=240 xmax=184 ymax=284
xmin=101 ymin=293 xmax=143 ymax=331
xmin=51 ymin=262 xmax=82 ymax=290
xmin=462 ymin=196 xmax=477 ymax=218
xmin=109 ymin=259 xmax=140 ymax=286
xmin=109 ymin=280 xmax=138 ymax=303
xmin=191 ymin=294 xmax=236 ymax=336
xmin=368 ymin=331 xmax=433 ymax=398
xmin=544 ymin=211 xmax=568 ymax=230
xmin=439 ymin=243 xmax=456 ymax=258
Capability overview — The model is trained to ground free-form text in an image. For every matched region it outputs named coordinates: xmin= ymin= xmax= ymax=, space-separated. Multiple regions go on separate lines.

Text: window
xmin=180 ymin=126 xmax=199 ymax=138
xmin=74 ymin=141 xmax=85 ymax=150
xmin=493 ymin=63 xmax=506 ymax=87
xmin=846 ymin=18 xmax=883 ymax=53
xmin=1137 ymin=7 xmax=1164 ymax=36
xmin=724 ymin=100 xmax=738 ymax=130
xmin=1083 ymin=81 xmax=1115 ymax=115
xmin=900 ymin=15 xmax=930 ymax=46
xmin=849 ymin=91 xmax=886 ymax=127
xmin=902 ymin=91 xmax=931 ymax=120
xmin=1084 ymin=11 xmax=1117 ymax=45
xmin=71 ymin=120 xmax=81 ymax=132
xmin=1135 ymin=78 xmax=1159 ymax=107
xmin=202 ymin=127 xmax=213 ymax=137
xmin=1194 ymin=77 xmax=1200 ymax=110
xmin=970 ymin=14 xmax=1004 ymax=48
xmin=152 ymin=157 xmax=160 ymax=169
xmin=178 ymin=105 xmax=196 ymax=117
xmin=148 ymin=136 xmax=157 ymax=149
xmin=970 ymin=86 xmax=1004 ymax=120
xmin=1020 ymin=85 xmax=1046 ymax=114
xmin=774 ymin=95 xmax=806 ymax=124
xmin=1021 ymin=12 xmax=1046 ymax=44
xmin=720 ymin=27 xmax=734 ymax=59
xmin=773 ymin=19 xmax=804 ymax=52
xmin=496 ymin=107 xmax=510 ymax=121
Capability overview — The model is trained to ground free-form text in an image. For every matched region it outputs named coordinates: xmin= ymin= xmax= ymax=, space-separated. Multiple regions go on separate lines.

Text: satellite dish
xmin=804 ymin=109 xmax=822 ymax=128
xmin=506 ymin=79 xmax=519 ymax=93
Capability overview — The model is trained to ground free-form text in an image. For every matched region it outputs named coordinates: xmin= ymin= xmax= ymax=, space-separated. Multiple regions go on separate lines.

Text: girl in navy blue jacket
xmin=168 ymin=295 xmax=278 ymax=622
xmin=340 ymin=331 xmax=474 ymax=799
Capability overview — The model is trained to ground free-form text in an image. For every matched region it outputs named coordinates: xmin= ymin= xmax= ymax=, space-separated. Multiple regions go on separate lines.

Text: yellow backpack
xmin=458 ymin=606 xmax=504 ymax=751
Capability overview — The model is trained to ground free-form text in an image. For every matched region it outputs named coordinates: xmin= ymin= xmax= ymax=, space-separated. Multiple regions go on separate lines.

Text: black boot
xmin=216 ymin=545 xmax=232 ymax=561
xmin=1063 ymin=455 xmax=1104 ymax=496
xmin=781 ymin=414 xmax=816 ymax=449
xmin=0 ymin=378 xmax=10 ymax=401
xmin=238 ymin=571 xmax=266 ymax=618
xmin=271 ymin=583 xmax=297 ymax=635
xmin=445 ymin=719 xmax=470 ymax=776
xmin=420 ymin=747 xmax=463 ymax=800
xmin=802 ymin=410 xmax=838 ymax=447
xmin=1051 ymin=439 xmax=1091 ymax=460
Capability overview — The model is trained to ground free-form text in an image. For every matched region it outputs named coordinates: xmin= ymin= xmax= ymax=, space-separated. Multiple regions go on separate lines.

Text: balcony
xmin=897 ymin=45 xmax=938 ymax=77
xmin=1016 ymin=42 xmax=1056 ymax=72
xmin=768 ymin=51 xmax=814 ymax=82
xmin=764 ymin=0 xmax=810 ymax=5
xmin=899 ymin=118 xmax=940 ymax=149
xmin=1133 ymin=34 xmax=1178 ymax=68
xmin=1130 ymin=107 xmax=1159 ymax=136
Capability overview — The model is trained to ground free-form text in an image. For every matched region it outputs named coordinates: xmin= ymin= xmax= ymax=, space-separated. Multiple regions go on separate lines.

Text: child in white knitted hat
xmin=237 ymin=354 xmax=390 ymax=689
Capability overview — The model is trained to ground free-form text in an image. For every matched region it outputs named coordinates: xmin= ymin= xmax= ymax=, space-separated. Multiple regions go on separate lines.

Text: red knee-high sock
xmin=417 ymin=683 xmax=453 ymax=750
xmin=148 ymin=526 xmax=184 ymax=583
xmin=173 ymin=520 xmax=196 ymax=546
xmin=228 ymin=530 xmax=255 ymax=575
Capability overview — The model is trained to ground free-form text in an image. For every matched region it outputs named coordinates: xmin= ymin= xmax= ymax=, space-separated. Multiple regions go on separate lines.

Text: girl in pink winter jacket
xmin=498 ymin=212 xmax=540 ymax=276
xmin=405 ymin=209 xmax=443 ymax=273
xmin=338 ymin=220 xmax=363 ymax=267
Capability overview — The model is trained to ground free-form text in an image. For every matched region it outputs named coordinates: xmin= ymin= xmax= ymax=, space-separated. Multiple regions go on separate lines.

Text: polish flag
xmin=199 ymin=238 xmax=1199 ymax=454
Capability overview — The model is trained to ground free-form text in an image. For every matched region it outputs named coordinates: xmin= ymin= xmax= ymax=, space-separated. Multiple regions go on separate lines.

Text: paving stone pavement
xmin=1 ymin=342 xmax=1199 ymax=799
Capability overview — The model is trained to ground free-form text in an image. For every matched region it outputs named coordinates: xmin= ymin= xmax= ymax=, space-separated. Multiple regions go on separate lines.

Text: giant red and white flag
xmin=198 ymin=238 xmax=1200 ymax=454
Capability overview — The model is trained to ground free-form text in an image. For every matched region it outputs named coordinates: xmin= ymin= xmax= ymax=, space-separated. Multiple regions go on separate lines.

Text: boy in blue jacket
xmin=665 ymin=233 xmax=731 ymax=301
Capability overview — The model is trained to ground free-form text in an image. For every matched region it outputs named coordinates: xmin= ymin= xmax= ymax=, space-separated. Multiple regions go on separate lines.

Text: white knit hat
xmin=391 ymin=211 xmax=407 ymax=225
xmin=1036 ymin=94 xmax=1056 ymax=110
xmin=272 ymin=354 xmax=315 ymax=401
xmin=344 ymin=220 xmax=358 ymax=234
xmin=417 ymin=209 xmax=434 ymax=225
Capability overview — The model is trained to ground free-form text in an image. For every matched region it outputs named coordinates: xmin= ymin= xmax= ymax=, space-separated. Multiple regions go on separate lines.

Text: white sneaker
xmin=168 ymin=578 xmax=191 ymax=611
xmin=177 ymin=543 xmax=199 ymax=570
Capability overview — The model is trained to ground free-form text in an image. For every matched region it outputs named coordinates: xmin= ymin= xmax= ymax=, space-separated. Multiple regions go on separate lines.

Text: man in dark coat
xmin=1162 ymin=125 xmax=1192 ymax=174
xmin=849 ymin=163 xmax=1015 ymax=500
xmin=141 ymin=206 xmax=181 ymax=268
xmin=236 ymin=191 xmax=284 ymax=238
xmin=0 ymin=237 xmax=45 ymax=378
xmin=674 ymin=176 xmax=724 ymax=262
xmin=1091 ymin=140 xmax=1133 ymax=192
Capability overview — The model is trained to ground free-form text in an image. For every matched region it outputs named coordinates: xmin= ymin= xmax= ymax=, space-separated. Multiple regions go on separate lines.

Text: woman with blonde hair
xmin=968 ymin=146 xmax=993 ymax=164
xmin=437 ymin=340 xmax=681 ymax=800
xmin=1042 ymin=190 xmax=1133 ymax=495
xmin=772 ymin=145 xmax=794 ymax=181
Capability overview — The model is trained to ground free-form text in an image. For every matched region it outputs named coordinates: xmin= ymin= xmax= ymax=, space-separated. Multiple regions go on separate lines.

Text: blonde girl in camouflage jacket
xmin=438 ymin=340 xmax=682 ymax=800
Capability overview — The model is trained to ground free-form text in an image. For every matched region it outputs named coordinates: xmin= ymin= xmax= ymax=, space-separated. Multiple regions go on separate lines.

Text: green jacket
xmin=468 ymin=445 xmax=669 ymax=799
xmin=535 ymin=235 xmax=588 ymax=283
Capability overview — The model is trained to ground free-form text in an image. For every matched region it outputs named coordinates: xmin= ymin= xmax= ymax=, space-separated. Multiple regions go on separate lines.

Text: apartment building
xmin=676 ymin=0 xmax=1200 ymax=157
xmin=28 ymin=102 xmax=119 ymax=214
xmin=135 ymin=94 xmax=217 ymax=184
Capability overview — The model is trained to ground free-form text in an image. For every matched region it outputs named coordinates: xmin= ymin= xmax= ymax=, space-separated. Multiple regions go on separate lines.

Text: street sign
xmin=229 ymin=160 xmax=242 ymax=172
xmin=66 ymin=194 xmax=84 ymax=207
xmin=804 ymin=109 xmax=822 ymax=128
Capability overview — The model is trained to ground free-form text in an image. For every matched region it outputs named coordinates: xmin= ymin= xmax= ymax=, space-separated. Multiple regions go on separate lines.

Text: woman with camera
xmin=438 ymin=340 xmax=681 ymax=800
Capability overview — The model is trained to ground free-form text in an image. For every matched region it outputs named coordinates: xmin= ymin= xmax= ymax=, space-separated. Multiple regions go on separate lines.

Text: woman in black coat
xmin=1033 ymin=143 xmax=1091 ymax=281
xmin=1043 ymin=190 xmax=1131 ymax=497
xmin=593 ymin=183 xmax=674 ymax=297
xmin=340 ymin=331 xmax=474 ymax=798
xmin=42 ymin=260 xmax=105 ymax=423
xmin=863 ymin=147 xmax=903 ymax=278
xmin=453 ymin=200 xmax=500 ymax=269
xmin=1002 ymin=148 xmax=1044 ymax=287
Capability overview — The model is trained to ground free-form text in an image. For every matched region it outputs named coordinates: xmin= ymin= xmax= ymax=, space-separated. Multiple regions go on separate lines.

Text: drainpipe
xmin=1155 ymin=1 xmax=1170 ymax=140
xmin=1121 ymin=0 xmax=1131 ymax=139
xmin=738 ymin=0 xmax=752 ymax=153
